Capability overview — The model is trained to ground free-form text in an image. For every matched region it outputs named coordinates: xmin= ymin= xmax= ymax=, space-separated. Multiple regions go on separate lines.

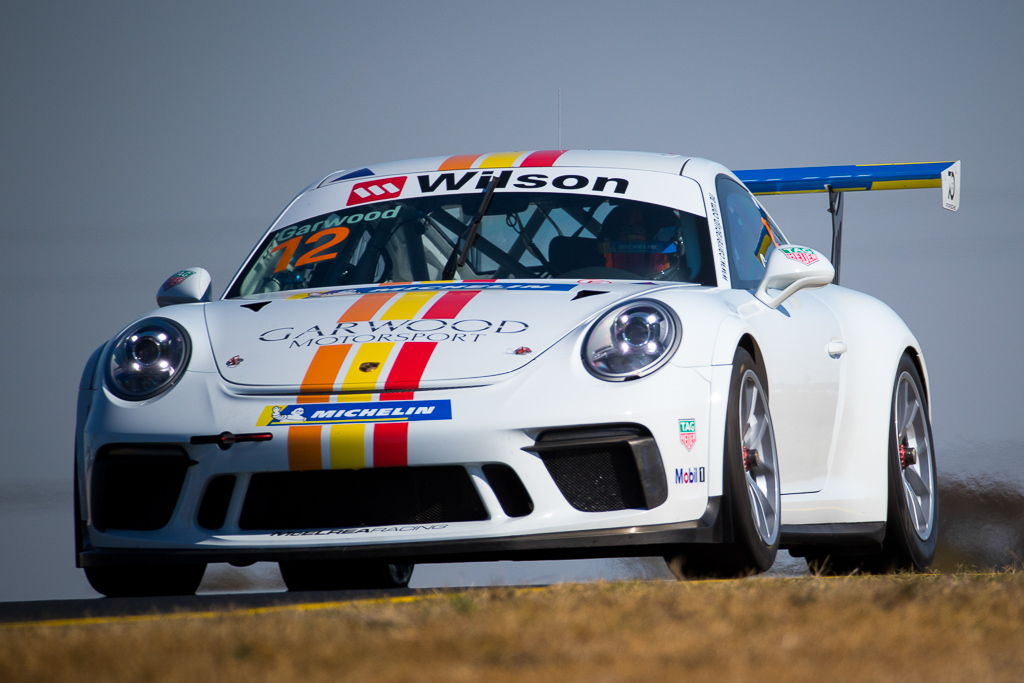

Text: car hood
xmin=205 ymin=280 xmax=688 ymax=391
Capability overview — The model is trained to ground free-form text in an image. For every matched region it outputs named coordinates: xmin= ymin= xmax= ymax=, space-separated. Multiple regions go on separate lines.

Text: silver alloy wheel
xmin=738 ymin=369 xmax=781 ymax=545
xmin=894 ymin=370 xmax=935 ymax=539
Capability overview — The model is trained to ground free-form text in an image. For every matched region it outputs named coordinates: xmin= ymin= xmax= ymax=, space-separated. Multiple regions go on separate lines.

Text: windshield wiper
xmin=440 ymin=178 xmax=499 ymax=280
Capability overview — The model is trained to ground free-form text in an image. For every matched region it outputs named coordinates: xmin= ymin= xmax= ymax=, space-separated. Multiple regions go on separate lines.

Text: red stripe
xmin=519 ymin=150 xmax=567 ymax=167
xmin=383 ymin=342 xmax=438 ymax=391
xmin=373 ymin=423 xmax=408 ymax=468
xmin=422 ymin=290 xmax=480 ymax=319
xmin=373 ymin=343 xmax=437 ymax=467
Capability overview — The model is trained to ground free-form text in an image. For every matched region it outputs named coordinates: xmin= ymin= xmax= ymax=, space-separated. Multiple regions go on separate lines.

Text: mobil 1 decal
xmin=416 ymin=169 xmax=629 ymax=195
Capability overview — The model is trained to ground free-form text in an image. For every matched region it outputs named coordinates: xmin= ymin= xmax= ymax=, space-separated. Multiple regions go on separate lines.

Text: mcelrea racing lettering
xmin=258 ymin=399 xmax=452 ymax=427
xmin=270 ymin=524 xmax=449 ymax=536
xmin=417 ymin=170 xmax=629 ymax=195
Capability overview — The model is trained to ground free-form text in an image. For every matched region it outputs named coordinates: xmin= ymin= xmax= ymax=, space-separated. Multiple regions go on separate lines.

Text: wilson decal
xmin=416 ymin=170 xmax=628 ymax=195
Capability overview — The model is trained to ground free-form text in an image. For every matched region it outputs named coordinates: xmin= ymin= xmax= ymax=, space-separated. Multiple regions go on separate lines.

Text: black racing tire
xmin=804 ymin=354 xmax=938 ymax=575
xmin=279 ymin=560 xmax=414 ymax=592
xmin=84 ymin=564 xmax=206 ymax=597
xmin=668 ymin=348 xmax=781 ymax=578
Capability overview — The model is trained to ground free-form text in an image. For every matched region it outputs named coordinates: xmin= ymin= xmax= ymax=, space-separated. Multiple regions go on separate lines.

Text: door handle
xmin=827 ymin=339 xmax=847 ymax=358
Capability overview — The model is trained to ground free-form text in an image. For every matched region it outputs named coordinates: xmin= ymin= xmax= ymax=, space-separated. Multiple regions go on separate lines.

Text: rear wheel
xmin=84 ymin=564 xmax=206 ymax=597
xmin=668 ymin=348 xmax=780 ymax=578
xmin=805 ymin=354 xmax=938 ymax=574
xmin=279 ymin=560 xmax=414 ymax=591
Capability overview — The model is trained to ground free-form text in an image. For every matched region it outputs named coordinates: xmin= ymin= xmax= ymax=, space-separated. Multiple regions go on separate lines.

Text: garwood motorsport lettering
xmin=259 ymin=318 xmax=529 ymax=348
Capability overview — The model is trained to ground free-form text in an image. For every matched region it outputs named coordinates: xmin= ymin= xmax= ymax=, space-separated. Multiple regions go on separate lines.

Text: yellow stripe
xmin=380 ymin=291 xmax=437 ymax=320
xmin=329 ymin=407 xmax=369 ymax=469
xmin=870 ymin=179 xmax=940 ymax=191
xmin=478 ymin=151 xmax=523 ymax=168
xmin=328 ymin=343 xmax=394 ymax=468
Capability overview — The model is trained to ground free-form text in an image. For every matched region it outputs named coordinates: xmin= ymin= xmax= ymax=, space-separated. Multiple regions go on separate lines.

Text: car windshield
xmin=228 ymin=192 xmax=715 ymax=297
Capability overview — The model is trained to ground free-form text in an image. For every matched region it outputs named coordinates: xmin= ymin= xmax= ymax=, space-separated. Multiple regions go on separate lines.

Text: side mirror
xmin=157 ymin=267 xmax=212 ymax=307
xmin=754 ymin=246 xmax=834 ymax=309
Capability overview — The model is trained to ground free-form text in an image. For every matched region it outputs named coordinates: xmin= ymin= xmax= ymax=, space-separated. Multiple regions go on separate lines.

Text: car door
xmin=717 ymin=175 xmax=842 ymax=494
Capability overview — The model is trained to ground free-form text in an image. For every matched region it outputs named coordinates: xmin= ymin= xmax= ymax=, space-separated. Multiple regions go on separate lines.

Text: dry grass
xmin=2 ymin=573 xmax=1022 ymax=682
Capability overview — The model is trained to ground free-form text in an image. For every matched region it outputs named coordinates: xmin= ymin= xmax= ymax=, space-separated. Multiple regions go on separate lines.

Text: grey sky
xmin=1 ymin=0 xmax=1021 ymax=599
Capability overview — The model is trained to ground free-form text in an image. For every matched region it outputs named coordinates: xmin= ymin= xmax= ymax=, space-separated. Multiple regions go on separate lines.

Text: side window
xmin=716 ymin=176 xmax=769 ymax=289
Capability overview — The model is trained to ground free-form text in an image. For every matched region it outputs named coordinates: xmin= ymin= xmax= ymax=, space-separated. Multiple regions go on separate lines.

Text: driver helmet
xmin=600 ymin=204 xmax=680 ymax=276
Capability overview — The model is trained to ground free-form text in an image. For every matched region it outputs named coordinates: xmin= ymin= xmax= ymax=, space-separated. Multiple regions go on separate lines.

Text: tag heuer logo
xmin=679 ymin=419 xmax=697 ymax=451
xmin=780 ymin=246 xmax=819 ymax=266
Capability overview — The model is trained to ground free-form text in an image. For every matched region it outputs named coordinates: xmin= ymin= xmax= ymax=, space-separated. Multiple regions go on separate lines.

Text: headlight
xmin=582 ymin=300 xmax=680 ymax=381
xmin=106 ymin=318 xmax=191 ymax=400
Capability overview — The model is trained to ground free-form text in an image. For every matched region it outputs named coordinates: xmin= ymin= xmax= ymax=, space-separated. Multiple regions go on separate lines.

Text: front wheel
xmin=84 ymin=564 xmax=206 ymax=597
xmin=806 ymin=354 xmax=938 ymax=574
xmin=279 ymin=560 xmax=414 ymax=591
xmin=668 ymin=348 xmax=781 ymax=578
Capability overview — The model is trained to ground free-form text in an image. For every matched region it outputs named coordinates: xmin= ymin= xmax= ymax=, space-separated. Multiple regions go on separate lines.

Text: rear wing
xmin=732 ymin=161 xmax=961 ymax=283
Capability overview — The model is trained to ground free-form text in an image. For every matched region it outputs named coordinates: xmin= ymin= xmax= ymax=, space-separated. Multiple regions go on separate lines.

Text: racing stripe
xmin=288 ymin=344 xmax=351 ymax=470
xmin=286 ymin=293 xmax=396 ymax=470
xmin=421 ymin=290 xmax=481 ymax=319
xmin=372 ymin=290 xmax=482 ymax=466
xmin=438 ymin=154 xmax=482 ymax=170
xmin=341 ymin=292 xmax=396 ymax=320
xmin=374 ymin=343 xmax=438 ymax=467
xmin=519 ymin=150 xmax=567 ymax=167
xmin=328 ymin=342 xmax=393 ymax=469
xmin=380 ymin=291 xmax=437 ymax=320
xmin=479 ymin=152 xmax=524 ymax=168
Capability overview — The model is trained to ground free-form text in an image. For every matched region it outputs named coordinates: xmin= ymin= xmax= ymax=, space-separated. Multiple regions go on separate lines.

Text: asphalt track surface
xmin=0 ymin=587 xmax=471 ymax=628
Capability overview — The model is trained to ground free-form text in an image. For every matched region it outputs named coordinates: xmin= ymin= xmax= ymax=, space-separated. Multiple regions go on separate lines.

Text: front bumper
xmin=78 ymin=341 xmax=729 ymax=566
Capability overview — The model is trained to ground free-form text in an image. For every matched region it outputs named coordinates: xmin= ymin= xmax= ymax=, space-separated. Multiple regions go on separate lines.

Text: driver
xmin=599 ymin=204 xmax=681 ymax=277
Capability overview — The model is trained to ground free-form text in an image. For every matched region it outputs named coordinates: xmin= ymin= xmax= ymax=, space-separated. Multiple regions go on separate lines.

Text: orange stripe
xmin=438 ymin=153 xmax=482 ymax=170
xmin=287 ymin=344 xmax=351 ymax=470
xmin=340 ymin=292 xmax=395 ymax=321
xmin=287 ymin=426 xmax=323 ymax=471
xmin=296 ymin=344 xmax=351 ymax=402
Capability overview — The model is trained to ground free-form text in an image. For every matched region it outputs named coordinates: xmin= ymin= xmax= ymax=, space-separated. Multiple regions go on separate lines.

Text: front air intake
xmin=527 ymin=425 xmax=667 ymax=512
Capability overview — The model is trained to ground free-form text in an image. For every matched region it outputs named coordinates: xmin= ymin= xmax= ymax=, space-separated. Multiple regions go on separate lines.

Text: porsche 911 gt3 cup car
xmin=75 ymin=150 xmax=960 ymax=596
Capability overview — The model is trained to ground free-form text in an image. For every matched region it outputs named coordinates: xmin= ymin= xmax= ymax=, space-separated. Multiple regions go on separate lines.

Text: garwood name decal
xmin=258 ymin=399 xmax=452 ymax=426
xmin=417 ymin=170 xmax=629 ymax=194
xmin=259 ymin=319 xmax=529 ymax=347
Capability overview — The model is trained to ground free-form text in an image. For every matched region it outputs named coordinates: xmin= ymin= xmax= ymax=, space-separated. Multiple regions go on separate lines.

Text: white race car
xmin=75 ymin=151 xmax=959 ymax=596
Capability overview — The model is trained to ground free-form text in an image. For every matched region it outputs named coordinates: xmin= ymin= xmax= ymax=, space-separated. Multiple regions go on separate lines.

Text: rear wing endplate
xmin=733 ymin=161 xmax=961 ymax=283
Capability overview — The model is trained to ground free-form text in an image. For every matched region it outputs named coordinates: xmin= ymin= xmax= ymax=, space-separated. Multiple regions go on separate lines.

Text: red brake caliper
xmin=899 ymin=443 xmax=917 ymax=469
xmin=743 ymin=447 xmax=758 ymax=472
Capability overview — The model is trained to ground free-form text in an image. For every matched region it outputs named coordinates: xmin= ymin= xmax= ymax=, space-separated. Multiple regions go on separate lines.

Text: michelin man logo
xmin=271 ymin=406 xmax=307 ymax=423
